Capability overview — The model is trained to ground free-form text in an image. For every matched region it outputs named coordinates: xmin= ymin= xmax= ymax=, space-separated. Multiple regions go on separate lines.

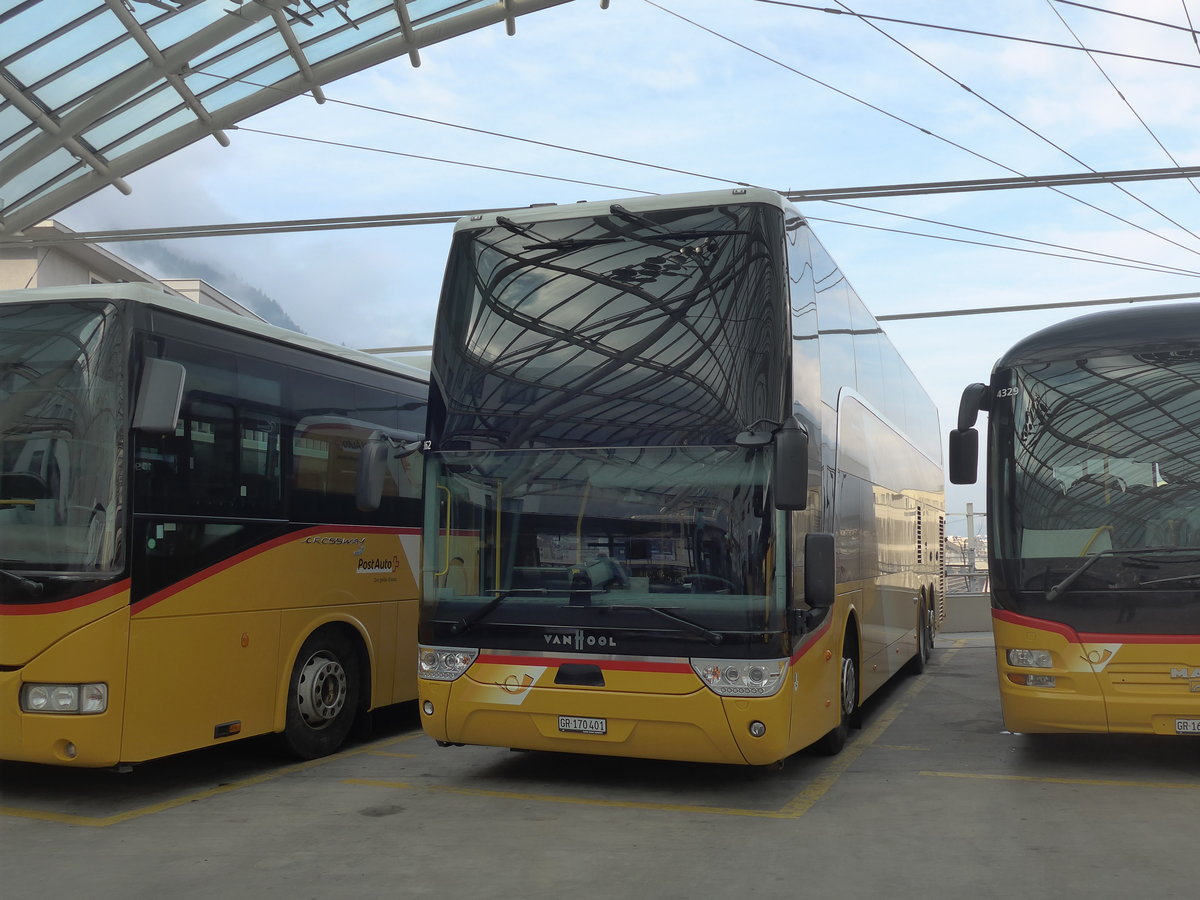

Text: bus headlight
xmin=1006 ymin=649 xmax=1053 ymax=668
xmin=417 ymin=646 xmax=478 ymax=681
xmin=691 ymin=657 xmax=788 ymax=697
xmin=20 ymin=682 xmax=107 ymax=714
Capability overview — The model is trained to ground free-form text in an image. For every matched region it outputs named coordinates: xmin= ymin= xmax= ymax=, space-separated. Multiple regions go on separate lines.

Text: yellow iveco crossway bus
xmin=950 ymin=302 xmax=1200 ymax=736
xmin=0 ymin=283 xmax=426 ymax=767
xmin=408 ymin=188 xmax=945 ymax=765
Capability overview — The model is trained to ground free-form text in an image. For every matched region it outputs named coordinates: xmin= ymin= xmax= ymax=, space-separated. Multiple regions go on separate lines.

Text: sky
xmin=55 ymin=0 xmax=1200 ymax=535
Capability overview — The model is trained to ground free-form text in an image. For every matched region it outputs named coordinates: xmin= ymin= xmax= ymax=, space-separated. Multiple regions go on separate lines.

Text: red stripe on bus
xmin=0 ymin=579 xmax=131 ymax=615
xmin=992 ymin=608 xmax=1200 ymax=643
xmin=790 ymin=614 xmax=833 ymax=664
xmin=131 ymin=525 xmax=419 ymax=615
xmin=475 ymin=652 xmax=693 ymax=673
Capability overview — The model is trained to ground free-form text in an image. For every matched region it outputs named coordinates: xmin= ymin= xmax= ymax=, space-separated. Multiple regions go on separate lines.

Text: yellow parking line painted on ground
xmin=368 ymin=752 xmax=421 ymax=759
xmin=0 ymin=732 xmax=423 ymax=828
xmin=921 ymin=771 xmax=1200 ymax=791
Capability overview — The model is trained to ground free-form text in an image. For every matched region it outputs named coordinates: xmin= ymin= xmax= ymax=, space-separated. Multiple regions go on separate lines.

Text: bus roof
xmin=0 ymin=282 xmax=428 ymax=383
xmin=995 ymin=301 xmax=1200 ymax=368
xmin=451 ymin=187 xmax=795 ymax=232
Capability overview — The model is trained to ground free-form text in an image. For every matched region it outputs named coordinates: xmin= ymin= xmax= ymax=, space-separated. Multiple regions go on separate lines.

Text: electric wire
xmin=1185 ymin=1 xmax=1200 ymax=57
xmin=193 ymin=69 xmax=757 ymax=191
xmin=823 ymin=199 xmax=1200 ymax=278
xmin=233 ymin=126 xmax=657 ymax=196
xmin=1053 ymin=1 xmax=1200 ymax=39
xmin=1047 ymin=0 xmax=1200 ymax=198
xmin=200 ymin=56 xmax=1200 ymax=276
xmin=754 ymin=0 xmax=1200 ymax=71
xmin=804 ymin=213 xmax=1200 ymax=278
xmin=830 ymin=0 xmax=1200 ymax=246
xmin=652 ymin=0 xmax=1200 ymax=260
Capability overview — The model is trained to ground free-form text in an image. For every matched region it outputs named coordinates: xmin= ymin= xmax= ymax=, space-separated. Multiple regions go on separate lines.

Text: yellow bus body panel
xmin=420 ymin=616 xmax=847 ymax=766
xmin=993 ymin=612 xmax=1200 ymax=735
xmin=123 ymin=527 xmax=416 ymax=764
xmin=0 ymin=593 xmax=131 ymax=766
xmin=2 ymin=526 xmax=420 ymax=766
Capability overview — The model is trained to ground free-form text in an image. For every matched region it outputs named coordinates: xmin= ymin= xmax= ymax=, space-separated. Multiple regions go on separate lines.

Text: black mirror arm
xmin=957 ymin=382 xmax=991 ymax=431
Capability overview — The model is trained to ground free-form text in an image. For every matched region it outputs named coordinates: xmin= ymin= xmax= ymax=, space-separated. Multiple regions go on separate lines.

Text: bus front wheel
xmin=814 ymin=638 xmax=858 ymax=756
xmin=280 ymin=629 xmax=361 ymax=759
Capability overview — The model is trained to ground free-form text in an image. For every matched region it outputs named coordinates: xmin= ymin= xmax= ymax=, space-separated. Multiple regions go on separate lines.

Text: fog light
xmin=749 ymin=721 xmax=766 ymax=737
xmin=422 ymin=700 xmax=434 ymax=715
xmin=1008 ymin=673 xmax=1057 ymax=687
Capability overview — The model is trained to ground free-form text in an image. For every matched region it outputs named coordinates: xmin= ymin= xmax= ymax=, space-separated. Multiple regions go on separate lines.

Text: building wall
xmin=0 ymin=222 xmax=261 ymax=323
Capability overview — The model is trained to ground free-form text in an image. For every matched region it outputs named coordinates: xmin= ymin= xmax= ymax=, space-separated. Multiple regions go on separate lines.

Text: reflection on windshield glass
xmin=431 ymin=203 xmax=787 ymax=449
xmin=1002 ymin=352 xmax=1200 ymax=561
xmin=991 ymin=350 xmax=1200 ymax=633
xmin=0 ymin=301 xmax=125 ymax=575
xmin=426 ymin=445 xmax=780 ymax=630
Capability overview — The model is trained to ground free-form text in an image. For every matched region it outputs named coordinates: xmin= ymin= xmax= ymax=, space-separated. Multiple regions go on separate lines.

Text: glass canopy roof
xmin=0 ymin=0 xmax=584 ymax=237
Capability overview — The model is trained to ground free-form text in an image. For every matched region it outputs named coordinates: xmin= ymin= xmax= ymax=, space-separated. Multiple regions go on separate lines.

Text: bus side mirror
xmin=773 ymin=416 xmax=810 ymax=511
xmin=804 ymin=532 xmax=835 ymax=608
xmin=133 ymin=358 xmax=185 ymax=433
xmin=948 ymin=382 xmax=989 ymax=485
xmin=948 ymin=429 xmax=978 ymax=485
xmin=356 ymin=438 xmax=389 ymax=512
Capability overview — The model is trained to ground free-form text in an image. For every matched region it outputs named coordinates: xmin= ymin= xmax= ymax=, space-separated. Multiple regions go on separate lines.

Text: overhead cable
xmin=1047 ymin=0 xmax=1200 ymax=199
xmin=805 ymin=215 xmax=1200 ymax=279
xmin=824 ymin=200 xmax=1200 ymax=278
xmin=754 ymin=0 xmax=1200 ymax=71
xmin=649 ymin=1 xmax=1200 ymax=259
xmin=830 ymin=0 xmax=1200 ymax=246
xmin=875 ymin=291 xmax=1200 ymax=321
xmin=234 ymin=126 xmax=656 ymax=196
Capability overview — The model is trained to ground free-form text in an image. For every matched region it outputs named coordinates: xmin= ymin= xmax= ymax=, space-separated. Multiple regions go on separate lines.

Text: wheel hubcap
xmin=840 ymin=656 xmax=856 ymax=718
xmin=297 ymin=652 xmax=347 ymax=728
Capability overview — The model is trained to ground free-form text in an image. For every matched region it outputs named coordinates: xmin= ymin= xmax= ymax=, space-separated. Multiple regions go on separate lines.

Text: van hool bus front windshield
xmin=420 ymin=444 xmax=787 ymax=656
xmin=989 ymin=350 xmax=1200 ymax=635
xmin=428 ymin=201 xmax=787 ymax=450
xmin=0 ymin=300 xmax=126 ymax=587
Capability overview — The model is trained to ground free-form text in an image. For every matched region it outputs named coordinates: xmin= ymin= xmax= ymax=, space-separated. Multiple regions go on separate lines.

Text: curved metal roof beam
xmin=0 ymin=0 xmax=583 ymax=235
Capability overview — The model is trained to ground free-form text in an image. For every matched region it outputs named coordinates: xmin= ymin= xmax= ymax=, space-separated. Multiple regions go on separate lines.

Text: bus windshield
xmin=423 ymin=444 xmax=783 ymax=649
xmin=0 ymin=301 xmax=126 ymax=580
xmin=431 ymin=202 xmax=787 ymax=450
xmin=991 ymin=350 xmax=1200 ymax=634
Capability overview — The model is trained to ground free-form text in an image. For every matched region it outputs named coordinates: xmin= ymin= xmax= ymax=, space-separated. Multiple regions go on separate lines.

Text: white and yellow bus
xmin=951 ymin=302 xmax=1200 ymax=736
xmin=0 ymin=283 xmax=426 ymax=767
xmin=409 ymin=188 xmax=944 ymax=765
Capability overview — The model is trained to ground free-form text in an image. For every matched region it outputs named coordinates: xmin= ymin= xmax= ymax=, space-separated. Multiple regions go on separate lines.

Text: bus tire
xmin=904 ymin=594 xmax=932 ymax=676
xmin=280 ymin=628 xmax=361 ymax=760
xmin=814 ymin=636 xmax=858 ymax=756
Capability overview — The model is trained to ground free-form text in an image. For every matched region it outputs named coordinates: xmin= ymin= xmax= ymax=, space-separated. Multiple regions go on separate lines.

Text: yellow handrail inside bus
xmin=435 ymin=484 xmax=451 ymax=577
xmin=1079 ymin=525 xmax=1113 ymax=556
xmin=575 ymin=482 xmax=591 ymax=565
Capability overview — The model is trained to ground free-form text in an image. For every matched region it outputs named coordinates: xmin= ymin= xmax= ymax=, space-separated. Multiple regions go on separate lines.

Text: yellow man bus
xmin=950 ymin=302 xmax=1200 ymax=736
xmin=0 ymin=283 xmax=426 ymax=767
xmin=409 ymin=188 xmax=944 ymax=765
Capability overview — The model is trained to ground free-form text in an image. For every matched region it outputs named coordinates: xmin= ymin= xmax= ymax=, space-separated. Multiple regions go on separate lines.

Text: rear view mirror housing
xmin=773 ymin=417 xmax=810 ymax=511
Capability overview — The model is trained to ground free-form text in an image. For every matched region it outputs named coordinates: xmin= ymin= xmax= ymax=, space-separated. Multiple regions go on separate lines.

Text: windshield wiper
xmin=1045 ymin=546 xmax=1198 ymax=601
xmin=601 ymin=604 xmax=724 ymax=645
xmin=0 ymin=567 xmax=43 ymax=597
xmin=450 ymin=589 xmax=549 ymax=634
